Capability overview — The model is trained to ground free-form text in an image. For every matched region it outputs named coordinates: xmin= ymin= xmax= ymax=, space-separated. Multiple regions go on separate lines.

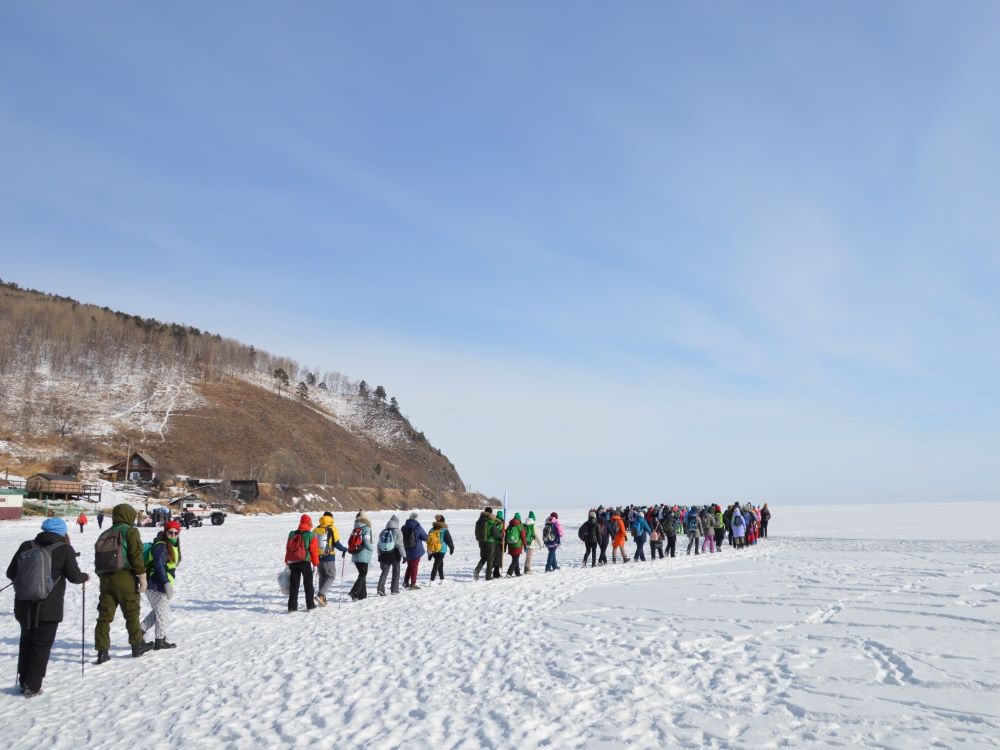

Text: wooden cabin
xmin=26 ymin=473 xmax=83 ymax=498
xmin=106 ymin=452 xmax=158 ymax=482
xmin=0 ymin=487 xmax=24 ymax=520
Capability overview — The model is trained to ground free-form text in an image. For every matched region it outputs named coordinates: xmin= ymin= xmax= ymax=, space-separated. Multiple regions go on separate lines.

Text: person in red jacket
xmin=76 ymin=513 xmax=88 ymax=533
xmin=505 ymin=513 xmax=527 ymax=577
xmin=285 ymin=514 xmax=319 ymax=612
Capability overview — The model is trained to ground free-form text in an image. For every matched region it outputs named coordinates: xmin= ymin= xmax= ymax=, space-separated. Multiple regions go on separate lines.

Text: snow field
xmin=0 ymin=502 xmax=999 ymax=749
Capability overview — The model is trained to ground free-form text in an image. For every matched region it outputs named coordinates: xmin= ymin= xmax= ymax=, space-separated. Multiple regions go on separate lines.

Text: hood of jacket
xmin=112 ymin=503 xmax=137 ymax=527
xmin=354 ymin=515 xmax=372 ymax=529
xmin=508 ymin=517 xmax=522 ymax=528
xmin=386 ymin=514 xmax=400 ymax=530
xmin=34 ymin=530 xmax=68 ymax=546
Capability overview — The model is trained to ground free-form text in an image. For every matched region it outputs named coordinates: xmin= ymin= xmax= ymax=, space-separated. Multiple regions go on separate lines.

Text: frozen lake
xmin=2 ymin=502 xmax=999 ymax=748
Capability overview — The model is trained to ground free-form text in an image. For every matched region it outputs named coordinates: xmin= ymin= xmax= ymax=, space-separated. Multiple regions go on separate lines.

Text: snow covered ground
xmin=1 ymin=502 xmax=999 ymax=749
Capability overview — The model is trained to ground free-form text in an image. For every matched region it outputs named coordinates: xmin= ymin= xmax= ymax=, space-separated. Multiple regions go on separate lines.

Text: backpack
xmin=377 ymin=528 xmax=397 ymax=553
xmin=426 ymin=528 xmax=443 ymax=554
xmin=347 ymin=526 xmax=365 ymax=554
xmin=650 ymin=523 xmax=661 ymax=542
xmin=733 ymin=513 xmax=745 ymax=529
xmin=543 ymin=521 xmax=556 ymax=543
xmin=142 ymin=541 xmax=155 ymax=575
xmin=506 ymin=524 xmax=522 ymax=547
xmin=402 ymin=525 xmax=416 ymax=550
xmin=285 ymin=532 xmax=307 ymax=564
xmin=13 ymin=542 xmax=64 ymax=601
xmin=524 ymin=523 xmax=535 ymax=545
xmin=94 ymin=528 xmax=127 ymax=575
xmin=685 ymin=515 xmax=698 ymax=533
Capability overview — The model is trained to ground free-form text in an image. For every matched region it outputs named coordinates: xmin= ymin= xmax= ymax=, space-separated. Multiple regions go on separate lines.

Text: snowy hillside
xmin=1 ymin=502 xmax=998 ymax=748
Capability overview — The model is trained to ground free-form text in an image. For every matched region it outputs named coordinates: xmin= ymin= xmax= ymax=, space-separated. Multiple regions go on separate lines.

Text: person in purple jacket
xmin=401 ymin=512 xmax=428 ymax=590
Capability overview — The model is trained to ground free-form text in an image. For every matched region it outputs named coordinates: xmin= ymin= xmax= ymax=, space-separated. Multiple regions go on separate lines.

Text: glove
xmin=164 ymin=582 xmax=174 ymax=600
xmin=137 ymin=574 xmax=148 ymax=594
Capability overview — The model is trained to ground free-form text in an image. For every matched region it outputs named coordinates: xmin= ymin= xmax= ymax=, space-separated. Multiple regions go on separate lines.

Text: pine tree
xmin=318 ymin=381 xmax=328 ymax=391
xmin=389 ymin=396 xmax=399 ymax=413
xmin=296 ymin=381 xmax=308 ymax=402
xmin=374 ymin=385 xmax=387 ymax=402
xmin=358 ymin=380 xmax=370 ymax=398
xmin=273 ymin=368 xmax=289 ymax=393
xmin=305 ymin=371 xmax=316 ymax=386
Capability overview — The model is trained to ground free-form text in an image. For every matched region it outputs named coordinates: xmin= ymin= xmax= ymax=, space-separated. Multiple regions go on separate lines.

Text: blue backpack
xmin=685 ymin=515 xmax=698 ymax=533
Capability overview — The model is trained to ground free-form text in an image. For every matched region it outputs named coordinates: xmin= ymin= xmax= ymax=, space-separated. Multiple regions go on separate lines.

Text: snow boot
xmin=95 ymin=650 xmax=110 ymax=665
xmin=154 ymin=638 xmax=176 ymax=650
xmin=22 ymin=687 xmax=42 ymax=698
xmin=315 ymin=594 xmax=327 ymax=607
xmin=132 ymin=642 xmax=153 ymax=658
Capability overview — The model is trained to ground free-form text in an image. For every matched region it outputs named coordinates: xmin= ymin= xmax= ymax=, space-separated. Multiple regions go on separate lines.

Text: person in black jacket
xmin=579 ymin=511 xmax=599 ymax=567
xmin=5 ymin=517 xmax=89 ymax=697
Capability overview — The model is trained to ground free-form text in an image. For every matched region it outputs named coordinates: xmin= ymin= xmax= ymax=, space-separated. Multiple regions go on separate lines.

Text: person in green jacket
xmin=94 ymin=504 xmax=151 ymax=662
xmin=487 ymin=511 xmax=505 ymax=581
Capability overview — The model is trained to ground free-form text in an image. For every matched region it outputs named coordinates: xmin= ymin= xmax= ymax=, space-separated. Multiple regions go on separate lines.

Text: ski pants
xmin=404 ymin=558 xmax=420 ymax=587
xmin=141 ymin=586 xmax=173 ymax=640
xmin=545 ymin=547 xmax=559 ymax=571
xmin=523 ymin=547 xmax=535 ymax=573
xmin=506 ymin=552 xmax=522 ymax=577
xmin=378 ymin=557 xmax=401 ymax=594
xmin=475 ymin=542 xmax=496 ymax=580
xmin=650 ymin=539 xmax=664 ymax=559
xmin=287 ymin=561 xmax=315 ymax=611
xmin=317 ymin=559 xmax=339 ymax=596
xmin=349 ymin=562 xmax=369 ymax=599
xmin=598 ymin=542 xmax=608 ymax=565
xmin=665 ymin=534 xmax=677 ymax=557
xmin=430 ymin=552 xmax=446 ymax=581
xmin=95 ymin=570 xmax=143 ymax=651
xmin=583 ymin=542 xmax=598 ymax=567
xmin=634 ymin=536 xmax=647 ymax=561
xmin=686 ymin=532 xmax=700 ymax=554
xmin=715 ymin=528 xmax=725 ymax=548
xmin=17 ymin=620 xmax=58 ymax=692
xmin=702 ymin=533 xmax=716 ymax=553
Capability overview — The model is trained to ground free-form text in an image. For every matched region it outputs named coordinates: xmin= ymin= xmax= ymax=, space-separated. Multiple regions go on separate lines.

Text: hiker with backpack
xmin=579 ymin=511 xmax=599 ymax=568
xmin=314 ymin=512 xmax=348 ymax=606
xmin=630 ymin=512 xmax=651 ymax=562
xmin=94 ymin=503 xmax=151 ymax=663
xmin=649 ymin=515 xmax=665 ymax=559
xmin=376 ymin=515 xmax=406 ymax=595
xmin=140 ymin=520 xmax=182 ymax=648
xmin=596 ymin=511 xmax=610 ymax=565
xmin=522 ymin=511 xmax=541 ymax=574
xmin=76 ymin=512 xmax=88 ymax=533
xmin=473 ymin=507 xmax=496 ymax=581
xmin=505 ymin=513 xmax=527 ymax=577
xmin=348 ymin=513 xmax=374 ymax=600
xmin=427 ymin=515 xmax=454 ymax=582
xmin=701 ymin=507 xmax=717 ymax=553
xmin=731 ymin=504 xmax=746 ymax=548
xmin=285 ymin=514 xmax=320 ymax=612
xmin=609 ymin=512 xmax=629 ymax=563
xmin=713 ymin=505 xmax=726 ymax=549
xmin=6 ymin=517 xmax=89 ymax=697
xmin=543 ymin=513 xmax=561 ymax=571
xmin=684 ymin=508 xmax=703 ymax=555
xmin=401 ymin=512 xmax=428 ymax=590
xmin=664 ymin=507 xmax=680 ymax=558
xmin=491 ymin=510 xmax=507 ymax=580
xmin=724 ymin=505 xmax=735 ymax=547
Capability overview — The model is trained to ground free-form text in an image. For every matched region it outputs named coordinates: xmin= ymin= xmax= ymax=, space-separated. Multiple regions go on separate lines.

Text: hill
xmin=0 ymin=279 xmax=488 ymax=510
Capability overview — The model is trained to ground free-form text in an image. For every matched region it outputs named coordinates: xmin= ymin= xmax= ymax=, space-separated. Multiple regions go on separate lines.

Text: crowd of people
xmin=5 ymin=500 xmax=770 ymax=696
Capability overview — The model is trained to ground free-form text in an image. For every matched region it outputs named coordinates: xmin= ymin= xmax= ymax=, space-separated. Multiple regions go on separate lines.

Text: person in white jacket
xmin=522 ymin=511 xmax=543 ymax=574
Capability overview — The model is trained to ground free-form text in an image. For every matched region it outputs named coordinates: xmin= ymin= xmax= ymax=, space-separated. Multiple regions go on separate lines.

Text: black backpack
xmin=94 ymin=528 xmax=127 ymax=575
xmin=13 ymin=542 xmax=64 ymax=601
xmin=402 ymin=525 xmax=415 ymax=550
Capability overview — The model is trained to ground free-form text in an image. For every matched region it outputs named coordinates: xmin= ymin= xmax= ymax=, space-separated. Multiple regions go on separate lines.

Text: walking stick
xmin=338 ymin=553 xmax=347 ymax=610
xmin=81 ymin=580 xmax=86 ymax=676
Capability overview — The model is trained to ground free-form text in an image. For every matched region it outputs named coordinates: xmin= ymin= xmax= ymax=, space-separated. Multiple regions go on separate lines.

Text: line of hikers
xmin=282 ymin=502 xmax=771 ymax=609
xmin=5 ymin=503 xmax=182 ymax=698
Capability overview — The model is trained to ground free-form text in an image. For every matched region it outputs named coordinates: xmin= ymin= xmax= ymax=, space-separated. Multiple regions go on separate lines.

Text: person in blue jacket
xmin=349 ymin=513 xmax=374 ymax=600
xmin=141 ymin=520 xmax=182 ymax=649
xmin=630 ymin=513 xmax=652 ymax=561
xmin=401 ymin=512 xmax=428 ymax=590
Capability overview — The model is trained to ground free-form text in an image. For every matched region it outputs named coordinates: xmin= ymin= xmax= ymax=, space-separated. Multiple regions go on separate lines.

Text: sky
xmin=2 ymin=2 xmax=999 ymax=507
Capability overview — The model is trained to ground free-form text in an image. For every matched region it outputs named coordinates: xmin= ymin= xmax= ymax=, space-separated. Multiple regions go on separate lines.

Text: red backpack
xmin=284 ymin=532 xmax=307 ymax=564
xmin=347 ymin=526 xmax=365 ymax=554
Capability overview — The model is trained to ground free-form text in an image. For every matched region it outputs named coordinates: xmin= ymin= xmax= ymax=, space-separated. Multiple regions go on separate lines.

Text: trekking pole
xmin=81 ymin=580 xmax=86 ymax=676
xmin=0 ymin=581 xmax=13 ymax=593
xmin=338 ymin=553 xmax=347 ymax=610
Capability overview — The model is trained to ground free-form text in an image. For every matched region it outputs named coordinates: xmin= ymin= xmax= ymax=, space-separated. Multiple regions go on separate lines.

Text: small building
xmin=106 ymin=452 xmax=158 ymax=482
xmin=0 ymin=487 xmax=25 ymax=520
xmin=25 ymin=473 xmax=83 ymax=498
xmin=229 ymin=479 xmax=260 ymax=502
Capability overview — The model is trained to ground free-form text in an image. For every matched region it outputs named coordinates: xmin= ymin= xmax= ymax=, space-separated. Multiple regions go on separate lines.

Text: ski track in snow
xmin=1 ymin=503 xmax=1000 ymax=749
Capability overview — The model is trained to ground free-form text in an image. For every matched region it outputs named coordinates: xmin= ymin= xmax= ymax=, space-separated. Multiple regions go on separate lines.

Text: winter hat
xmin=41 ymin=517 xmax=67 ymax=536
xmin=513 ymin=512 xmax=521 ymax=521
xmin=483 ymin=507 xmax=493 ymax=515
xmin=165 ymin=520 xmax=182 ymax=533
xmin=322 ymin=511 xmax=333 ymax=518
xmin=300 ymin=514 xmax=312 ymax=526
xmin=551 ymin=512 xmax=558 ymax=519
xmin=528 ymin=511 xmax=536 ymax=520
xmin=409 ymin=512 xmax=419 ymax=520
xmin=496 ymin=510 xmax=504 ymax=520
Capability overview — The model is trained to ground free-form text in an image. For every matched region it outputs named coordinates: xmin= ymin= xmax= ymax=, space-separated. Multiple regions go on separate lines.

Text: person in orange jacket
xmin=610 ymin=512 xmax=629 ymax=563
xmin=284 ymin=514 xmax=320 ymax=612
xmin=76 ymin=513 xmax=88 ymax=533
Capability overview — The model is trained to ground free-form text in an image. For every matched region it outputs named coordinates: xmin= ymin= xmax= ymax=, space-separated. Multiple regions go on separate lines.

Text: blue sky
xmin=2 ymin=2 xmax=999 ymax=506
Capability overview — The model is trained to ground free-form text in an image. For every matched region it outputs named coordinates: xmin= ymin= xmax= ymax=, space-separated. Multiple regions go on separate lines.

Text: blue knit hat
xmin=41 ymin=517 xmax=68 ymax=536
